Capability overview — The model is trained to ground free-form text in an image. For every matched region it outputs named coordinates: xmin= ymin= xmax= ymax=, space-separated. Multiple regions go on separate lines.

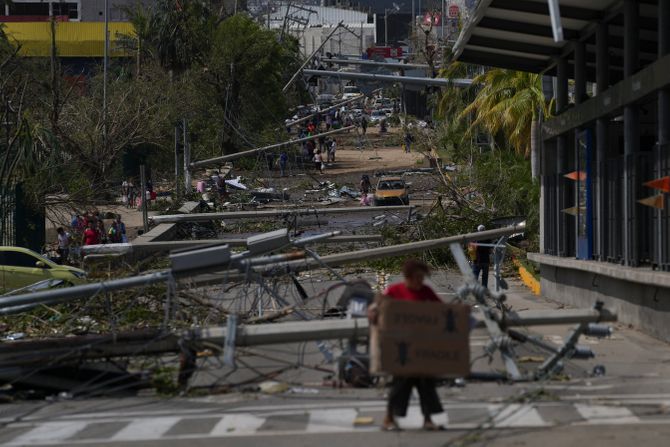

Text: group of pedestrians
xmin=70 ymin=212 xmax=127 ymax=247
xmin=121 ymin=179 xmax=137 ymax=208
xmin=121 ymin=178 xmax=156 ymax=208
xmin=53 ymin=213 xmax=127 ymax=264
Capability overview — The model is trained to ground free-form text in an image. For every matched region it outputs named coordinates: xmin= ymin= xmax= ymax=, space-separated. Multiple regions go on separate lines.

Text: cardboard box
xmin=370 ymin=299 xmax=471 ymax=377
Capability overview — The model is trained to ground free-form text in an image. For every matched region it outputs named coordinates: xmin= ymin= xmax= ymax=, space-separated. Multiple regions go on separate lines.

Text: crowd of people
xmin=54 ymin=212 xmax=128 ymax=264
xmin=121 ymin=178 xmax=156 ymax=208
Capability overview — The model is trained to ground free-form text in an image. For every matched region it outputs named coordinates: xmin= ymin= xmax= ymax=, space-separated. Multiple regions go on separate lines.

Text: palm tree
xmin=460 ymin=69 xmax=551 ymax=179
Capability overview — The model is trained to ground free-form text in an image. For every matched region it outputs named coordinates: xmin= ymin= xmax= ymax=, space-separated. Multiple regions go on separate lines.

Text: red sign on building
xmin=367 ymin=46 xmax=404 ymax=59
xmin=448 ymin=4 xmax=460 ymax=18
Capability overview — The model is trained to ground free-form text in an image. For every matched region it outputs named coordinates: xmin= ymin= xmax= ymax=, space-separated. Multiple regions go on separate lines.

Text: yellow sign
xmin=3 ymin=22 xmax=136 ymax=58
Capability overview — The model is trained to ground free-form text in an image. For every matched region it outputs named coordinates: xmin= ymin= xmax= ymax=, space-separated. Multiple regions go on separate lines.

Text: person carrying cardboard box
xmin=367 ymin=259 xmax=446 ymax=432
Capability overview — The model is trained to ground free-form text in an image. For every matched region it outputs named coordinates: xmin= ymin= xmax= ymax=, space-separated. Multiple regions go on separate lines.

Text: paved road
xmin=1 ymin=275 xmax=669 ymax=446
xmin=1 ymin=392 xmax=670 ymax=446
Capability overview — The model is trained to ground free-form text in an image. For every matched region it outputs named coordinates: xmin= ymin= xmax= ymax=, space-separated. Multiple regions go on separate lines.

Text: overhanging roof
xmin=453 ymin=0 xmax=660 ymax=80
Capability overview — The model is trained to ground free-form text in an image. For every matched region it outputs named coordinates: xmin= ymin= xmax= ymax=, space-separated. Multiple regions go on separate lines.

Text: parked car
xmin=316 ymin=94 xmax=336 ymax=106
xmin=341 ymin=85 xmax=362 ymax=100
xmin=374 ymin=176 xmax=410 ymax=206
xmin=369 ymin=110 xmax=389 ymax=125
xmin=0 ymin=246 xmax=87 ymax=293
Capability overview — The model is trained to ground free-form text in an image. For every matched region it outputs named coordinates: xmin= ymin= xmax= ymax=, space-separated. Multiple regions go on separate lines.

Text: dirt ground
xmin=323 ymin=146 xmax=424 ymax=175
xmin=44 ymin=129 xmax=431 ymax=244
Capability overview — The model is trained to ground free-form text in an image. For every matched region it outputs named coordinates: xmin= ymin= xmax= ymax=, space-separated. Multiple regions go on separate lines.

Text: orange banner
xmin=644 ymin=176 xmax=670 ymax=193
xmin=564 ymin=171 xmax=586 ymax=181
xmin=637 ymin=195 xmax=665 ymax=209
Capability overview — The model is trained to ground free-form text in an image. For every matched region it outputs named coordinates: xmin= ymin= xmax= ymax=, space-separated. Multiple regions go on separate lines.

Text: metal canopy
xmin=453 ymin=0 xmax=660 ymax=80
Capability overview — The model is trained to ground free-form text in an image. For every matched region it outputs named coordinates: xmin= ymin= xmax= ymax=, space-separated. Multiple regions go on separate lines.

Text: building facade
xmin=454 ymin=0 xmax=670 ymax=342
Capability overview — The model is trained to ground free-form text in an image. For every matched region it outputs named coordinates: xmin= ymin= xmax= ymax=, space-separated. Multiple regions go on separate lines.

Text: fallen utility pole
xmin=190 ymin=125 xmax=355 ymax=169
xmin=302 ymin=69 xmax=473 ymax=87
xmin=0 ymin=271 xmax=171 ymax=314
xmin=81 ymin=235 xmax=382 ymax=256
xmin=286 ymin=88 xmax=381 ymax=128
xmin=282 ymin=21 xmax=344 ymax=93
xmin=0 ymin=307 xmax=617 ymax=368
xmin=255 ymin=223 xmax=526 ymax=275
xmin=183 ymin=224 xmax=526 ymax=287
xmin=321 ymin=58 xmax=431 ymax=70
xmin=150 ymin=205 xmax=412 ymax=224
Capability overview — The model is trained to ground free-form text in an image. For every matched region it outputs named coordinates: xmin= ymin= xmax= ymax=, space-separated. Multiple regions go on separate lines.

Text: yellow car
xmin=374 ymin=176 xmax=410 ymax=206
xmin=0 ymin=246 xmax=87 ymax=293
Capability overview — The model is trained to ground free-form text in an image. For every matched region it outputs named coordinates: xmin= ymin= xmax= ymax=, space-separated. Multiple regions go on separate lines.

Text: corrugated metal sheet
xmin=3 ymin=22 xmax=135 ymax=57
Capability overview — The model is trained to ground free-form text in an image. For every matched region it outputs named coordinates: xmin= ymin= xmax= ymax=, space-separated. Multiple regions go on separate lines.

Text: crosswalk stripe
xmin=489 ymin=404 xmax=549 ymax=428
xmin=574 ymin=404 xmax=641 ymax=425
xmin=4 ymin=403 xmax=669 ymax=445
xmin=397 ymin=406 xmax=448 ymax=429
xmin=209 ymin=413 xmax=266 ymax=436
xmin=306 ymin=409 xmax=359 ymax=433
xmin=6 ymin=421 xmax=89 ymax=445
xmin=111 ymin=417 xmax=180 ymax=441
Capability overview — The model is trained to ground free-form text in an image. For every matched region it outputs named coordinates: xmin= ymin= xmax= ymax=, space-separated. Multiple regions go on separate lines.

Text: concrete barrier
xmin=529 ymin=253 xmax=670 ymax=342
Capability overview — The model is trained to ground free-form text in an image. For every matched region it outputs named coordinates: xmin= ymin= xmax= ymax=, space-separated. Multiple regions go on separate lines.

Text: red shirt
xmin=384 ymin=282 xmax=441 ymax=302
xmin=83 ymin=228 xmax=100 ymax=245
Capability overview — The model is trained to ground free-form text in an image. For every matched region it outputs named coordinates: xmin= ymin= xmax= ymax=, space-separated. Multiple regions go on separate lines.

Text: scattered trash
xmin=250 ymin=188 xmax=290 ymax=203
xmin=225 ymin=176 xmax=248 ymax=190
xmin=258 ymin=381 xmax=290 ymax=394
xmin=592 ymin=365 xmax=606 ymax=377
xmin=5 ymin=332 xmax=25 ymax=341
xmin=518 ymin=356 xmax=545 ymax=363
xmin=289 ymin=387 xmax=319 ymax=395
xmin=338 ymin=186 xmax=361 ymax=199
xmin=353 ymin=416 xmax=375 ymax=426
xmin=374 ymin=168 xmax=434 ymax=177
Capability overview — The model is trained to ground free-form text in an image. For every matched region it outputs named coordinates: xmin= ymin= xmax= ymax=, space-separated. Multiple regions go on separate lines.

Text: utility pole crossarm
xmin=282 ymin=21 xmax=344 ymax=93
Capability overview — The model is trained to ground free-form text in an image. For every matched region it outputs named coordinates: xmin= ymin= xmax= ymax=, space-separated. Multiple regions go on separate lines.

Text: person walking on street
xmin=279 ymin=152 xmax=288 ymax=177
xmin=97 ymin=220 xmax=107 ymax=244
xmin=368 ymin=259 xmax=446 ymax=432
xmin=56 ymin=227 xmax=71 ymax=264
xmin=472 ymin=224 xmax=492 ymax=288
xmin=328 ymin=139 xmax=337 ymax=163
xmin=81 ymin=220 xmax=100 ymax=246
xmin=360 ymin=174 xmax=371 ymax=195
xmin=313 ymin=150 xmax=324 ymax=174
xmin=404 ymin=131 xmax=414 ymax=153
xmin=108 ymin=221 xmax=122 ymax=243
xmin=121 ymin=180 xmax=128 ymax=206
xmin=116 ymin=215 xmax=127 ymax=243
xmin=361 ymin=115 xmax=368 ymax=135
xmin=127 ymin=180 xmax=136 ymax=208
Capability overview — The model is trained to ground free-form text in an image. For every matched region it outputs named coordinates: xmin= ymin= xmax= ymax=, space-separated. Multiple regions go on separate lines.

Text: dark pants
xmin=388 ymin=377 xmax=443 ymax=418
xmin=473 ymin=263 xmax=489 ymax=287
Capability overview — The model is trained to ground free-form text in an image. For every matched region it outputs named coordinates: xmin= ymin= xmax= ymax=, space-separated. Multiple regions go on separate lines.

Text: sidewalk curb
xmin=512 ymin=257 xmax=541 ymax=296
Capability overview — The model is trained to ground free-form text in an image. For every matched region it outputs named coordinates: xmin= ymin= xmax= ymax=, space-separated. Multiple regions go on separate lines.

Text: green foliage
xmin=195 ymin=14 xmax=297 ymax=157
xmin=150 ymin=365 xmax=180 ymax=396
xmin=460 ymin=69 xmax=550 ymax=157
xmin=451 ymin=146 xmax=540 ymax=250
xmin=124 ymin=0 xmax=217 ymax=73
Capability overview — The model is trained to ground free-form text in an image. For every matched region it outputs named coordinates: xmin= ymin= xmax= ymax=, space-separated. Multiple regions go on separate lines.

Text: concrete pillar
xmin=596 ymin=23 xmax=609 ymax=261
xmin=658 ymin=0 xmax=670 ymax=269
xmin=556 ymin=57 xmax=569 ymax=257
xmin=623 ymin=0 xmax=639 ymax=266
